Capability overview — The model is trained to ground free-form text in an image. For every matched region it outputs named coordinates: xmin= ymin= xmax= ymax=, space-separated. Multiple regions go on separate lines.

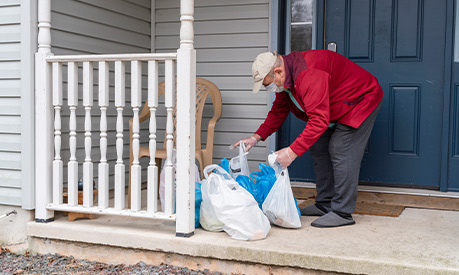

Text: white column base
xmin=131 ymin=165 xmax=141 ymax=211
xmin=67 ymin=162 xmax=78 ymax=206
xmin=98 ymin=163 xmax=109 ymax=209
xmin=147 ymin=165 xmax=158 ymax=213
xmin=83 ymin=162 xmax=93 ymax=207
xmin=164 ymin=166 xmax=175 ymax=215
xmin=114 ymin=164 xmax=125 ymax=210
xmin=52 ymin=160 xmax=63 ymax=204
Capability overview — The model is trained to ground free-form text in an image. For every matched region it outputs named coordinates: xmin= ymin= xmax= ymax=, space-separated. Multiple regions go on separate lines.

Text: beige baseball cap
xmin=252 ymin=52 xmax=278 ymax=93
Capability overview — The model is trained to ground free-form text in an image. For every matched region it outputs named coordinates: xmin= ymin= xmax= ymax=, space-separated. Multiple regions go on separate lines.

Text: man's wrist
xmin=287 ymin=147 xmax=297 ymax=160
xmin=252 ymin=134 xmax=261 ymax=142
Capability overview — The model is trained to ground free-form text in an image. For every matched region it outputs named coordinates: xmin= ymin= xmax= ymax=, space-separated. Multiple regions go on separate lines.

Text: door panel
xmin=389 ymin=85 xmax=420 ymax=156
xmin=391 ymin=0 xmax=423 ymax=61
xmin=345 ymin=0 xmax=374 ymax=61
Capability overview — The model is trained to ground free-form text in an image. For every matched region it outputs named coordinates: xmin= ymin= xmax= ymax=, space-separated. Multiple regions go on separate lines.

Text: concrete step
xmin=27 ymin=207 xmax=459 ymax=275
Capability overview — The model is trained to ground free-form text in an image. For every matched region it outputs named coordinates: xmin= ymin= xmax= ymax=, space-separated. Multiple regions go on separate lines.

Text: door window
xmin=290 ymin=0 xmax=316 ymax=52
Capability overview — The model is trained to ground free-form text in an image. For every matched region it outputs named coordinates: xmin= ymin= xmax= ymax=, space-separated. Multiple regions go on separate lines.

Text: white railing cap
xmin=46 ymin=53 xmax=177 ymax=63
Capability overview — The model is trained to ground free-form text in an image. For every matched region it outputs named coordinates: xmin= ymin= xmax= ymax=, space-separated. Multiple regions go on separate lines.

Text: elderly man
xmin=234 ymin=50 xmax=383 ymax=228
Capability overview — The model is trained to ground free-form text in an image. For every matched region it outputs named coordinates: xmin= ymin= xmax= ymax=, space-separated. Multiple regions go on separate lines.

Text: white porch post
xmin=176 ymin=0 xmax=196 ymax=237
xmin=35 ymin=0 xmax=54 ymax=222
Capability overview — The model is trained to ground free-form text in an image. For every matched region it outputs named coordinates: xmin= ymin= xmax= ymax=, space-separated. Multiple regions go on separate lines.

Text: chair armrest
xmin=205 ymin=117 xmax=219 ymax=151
xmin=138 ymin=104 xmax=150 ymax=123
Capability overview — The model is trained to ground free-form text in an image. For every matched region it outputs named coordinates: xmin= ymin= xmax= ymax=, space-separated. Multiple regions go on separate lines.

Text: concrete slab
xmin=27 ymin=207 xmax=459 ymax=275
xmin=0 ymin=205 xmax=34 ymax=252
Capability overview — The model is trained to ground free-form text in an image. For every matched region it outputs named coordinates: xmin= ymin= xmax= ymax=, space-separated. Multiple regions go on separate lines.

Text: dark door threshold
xmin=293 ymin=186 xmax=459 ymax=213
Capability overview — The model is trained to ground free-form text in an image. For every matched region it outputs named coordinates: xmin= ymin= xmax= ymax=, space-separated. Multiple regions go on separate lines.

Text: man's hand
xmin=232 ymin=134 xmax=261 ymax=152
xmin=275 ymin=147 xmax=298 ymax=169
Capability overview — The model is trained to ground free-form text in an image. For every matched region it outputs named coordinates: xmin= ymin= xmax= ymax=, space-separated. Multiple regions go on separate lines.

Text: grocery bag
xmin=262 ymin=169 xmax=301 ymax=228
xmin=250 ymin=163 xmax=277 ymax=203
xmin=235 ymin=175 xmax=263 ymax=209
xmin=200 ymin=177 xmax=225 ymax=231
xmin=229 ymin=142 xmax=250 ymax=179
xmin=202 ymin=165 xmax=271 ymax=240
xmin=218 ymin=158 xmax=261 ymax=208
xmin=218 ymin=158 xmax=229 ymax=173
xmin=262 ymin=154 xmax=302 ymax=229
xmin=159 ymin=149 xmax=201 ymax=211
xmin=194 ymin=182 xmax=203 ymax=228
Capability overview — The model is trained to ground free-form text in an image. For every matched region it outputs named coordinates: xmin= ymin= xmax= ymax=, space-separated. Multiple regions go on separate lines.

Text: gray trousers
xmin=309 ymin=102 xmax=382 ymax=215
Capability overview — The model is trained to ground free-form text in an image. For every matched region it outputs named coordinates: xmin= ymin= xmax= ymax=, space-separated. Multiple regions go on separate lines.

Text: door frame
xmin=277 ymin=0 xmax=456 ymax=191
xmin=440 ymin=0 xmax=454 ymax=191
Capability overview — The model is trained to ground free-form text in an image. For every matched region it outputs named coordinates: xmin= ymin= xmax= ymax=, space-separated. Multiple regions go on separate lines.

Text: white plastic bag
xmin=200 ymin=177 xmax=225 ymax=232
xmin=159 ymin=149 xmax=201 ymax=211
xmin=202 ymin=165 xmax=271 ymax=240
xmin=229 ymin=141 xmax=250 ymax=179
xmin=268 ymin=152 xmax=282 ymax=176
xmin=262 ymin=154 xmax=301 ymax=229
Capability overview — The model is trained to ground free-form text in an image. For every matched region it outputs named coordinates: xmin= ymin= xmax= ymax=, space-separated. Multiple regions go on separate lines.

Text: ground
xmin=0 ymin=247 xmax=223 ymax=275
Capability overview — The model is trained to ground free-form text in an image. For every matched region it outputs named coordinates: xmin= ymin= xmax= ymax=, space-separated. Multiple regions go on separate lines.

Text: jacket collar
xmin=282 ymin=51 xmax=308 ymax=90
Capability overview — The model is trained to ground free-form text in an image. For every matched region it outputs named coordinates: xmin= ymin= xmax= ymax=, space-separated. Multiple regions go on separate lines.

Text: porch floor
xmin=27 ymin=192 xmax=459 ymax=275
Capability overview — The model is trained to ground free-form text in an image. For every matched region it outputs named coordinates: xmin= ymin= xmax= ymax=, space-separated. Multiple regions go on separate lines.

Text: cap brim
xmin=252 ymin=80 xmax=263 ymax=94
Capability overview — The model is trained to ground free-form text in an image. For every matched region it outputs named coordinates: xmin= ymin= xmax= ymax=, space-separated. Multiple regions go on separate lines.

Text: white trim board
xmin=19 ymin=0 xmax=37 ymax=209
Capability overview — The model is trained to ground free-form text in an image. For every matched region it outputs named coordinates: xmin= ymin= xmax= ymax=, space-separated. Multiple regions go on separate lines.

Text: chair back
xmin=138 ymin=78 xmax=222 ymax=150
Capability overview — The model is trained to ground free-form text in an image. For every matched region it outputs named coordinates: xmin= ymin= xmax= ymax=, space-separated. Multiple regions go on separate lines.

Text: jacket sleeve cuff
xmin=255 ymin=127 xmax=270 ymax=141
xmin=289 ymin=140 xmax=308 ymax=157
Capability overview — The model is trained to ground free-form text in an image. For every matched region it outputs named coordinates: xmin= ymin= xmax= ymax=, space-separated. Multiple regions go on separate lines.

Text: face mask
xmin=265 ymin=82 xmax=284 ymax=93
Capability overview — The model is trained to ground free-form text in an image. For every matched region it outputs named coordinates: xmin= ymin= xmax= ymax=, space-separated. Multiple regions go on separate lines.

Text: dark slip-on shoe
xmin=300 ymin=204 xmax=327 ymax=216
xmin=311 ymin=211 xmax=355 ymax=228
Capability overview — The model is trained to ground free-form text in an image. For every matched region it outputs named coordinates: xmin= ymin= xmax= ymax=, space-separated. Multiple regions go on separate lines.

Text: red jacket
xmin=255 ymin=50 xmax=383 ymax=156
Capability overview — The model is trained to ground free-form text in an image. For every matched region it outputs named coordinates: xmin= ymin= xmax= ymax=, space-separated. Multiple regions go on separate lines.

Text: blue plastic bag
xmin=218 ymin=158 xmax=229 ymax=173
xmin=236 ymin=175 xmax=262 ymax=208
xmin=195 ymin=182 xmax=202 ymax=228
xmin=218 ymin=158 xmax=263 ymax=208
xmin=250 ymin=163 xmax=277 ymax=203
xmin=171 ymin=181 xmax=202 ymax=228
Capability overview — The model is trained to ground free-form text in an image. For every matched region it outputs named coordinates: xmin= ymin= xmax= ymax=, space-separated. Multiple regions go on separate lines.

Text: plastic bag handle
xmin=239 ymin=140 xmax=247 ymax=154
xmin=203 ymin=164 xmax=232 ymax=180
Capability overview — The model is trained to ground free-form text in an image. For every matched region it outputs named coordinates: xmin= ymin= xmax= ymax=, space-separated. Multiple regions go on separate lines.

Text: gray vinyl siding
xmin=0 ymin=0 xmax=22 ymax=206
xmin=50 ymin=0 xmax=151 ymax=187
xmin=155 ymin=0 xmax=271 ymax=171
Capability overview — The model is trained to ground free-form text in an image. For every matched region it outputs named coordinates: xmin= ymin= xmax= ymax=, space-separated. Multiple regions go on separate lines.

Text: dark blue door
xmin=287 ymin=0 xmax=451 ymax=189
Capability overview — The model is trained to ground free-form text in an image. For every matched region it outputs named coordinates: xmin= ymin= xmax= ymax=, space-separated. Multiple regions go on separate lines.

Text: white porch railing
xmin=47 ymin=54 xmax=177 ymax=221
xmin=35 ymin=0 xmax=197 ymax=237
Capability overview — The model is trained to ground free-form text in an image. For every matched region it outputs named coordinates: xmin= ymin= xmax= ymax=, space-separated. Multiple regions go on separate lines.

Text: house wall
xmin=1 ymin=0 xmax=272 ymax=208
xmin=49 ymin=0 xmax=152 ymax=187
xmin=50 ymin=0 xmax=272 ymax=187
xmin=154 ymin=0 xmax=272 ymax=171
xmin=0 ymin=0 xmax=26 ymax=206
